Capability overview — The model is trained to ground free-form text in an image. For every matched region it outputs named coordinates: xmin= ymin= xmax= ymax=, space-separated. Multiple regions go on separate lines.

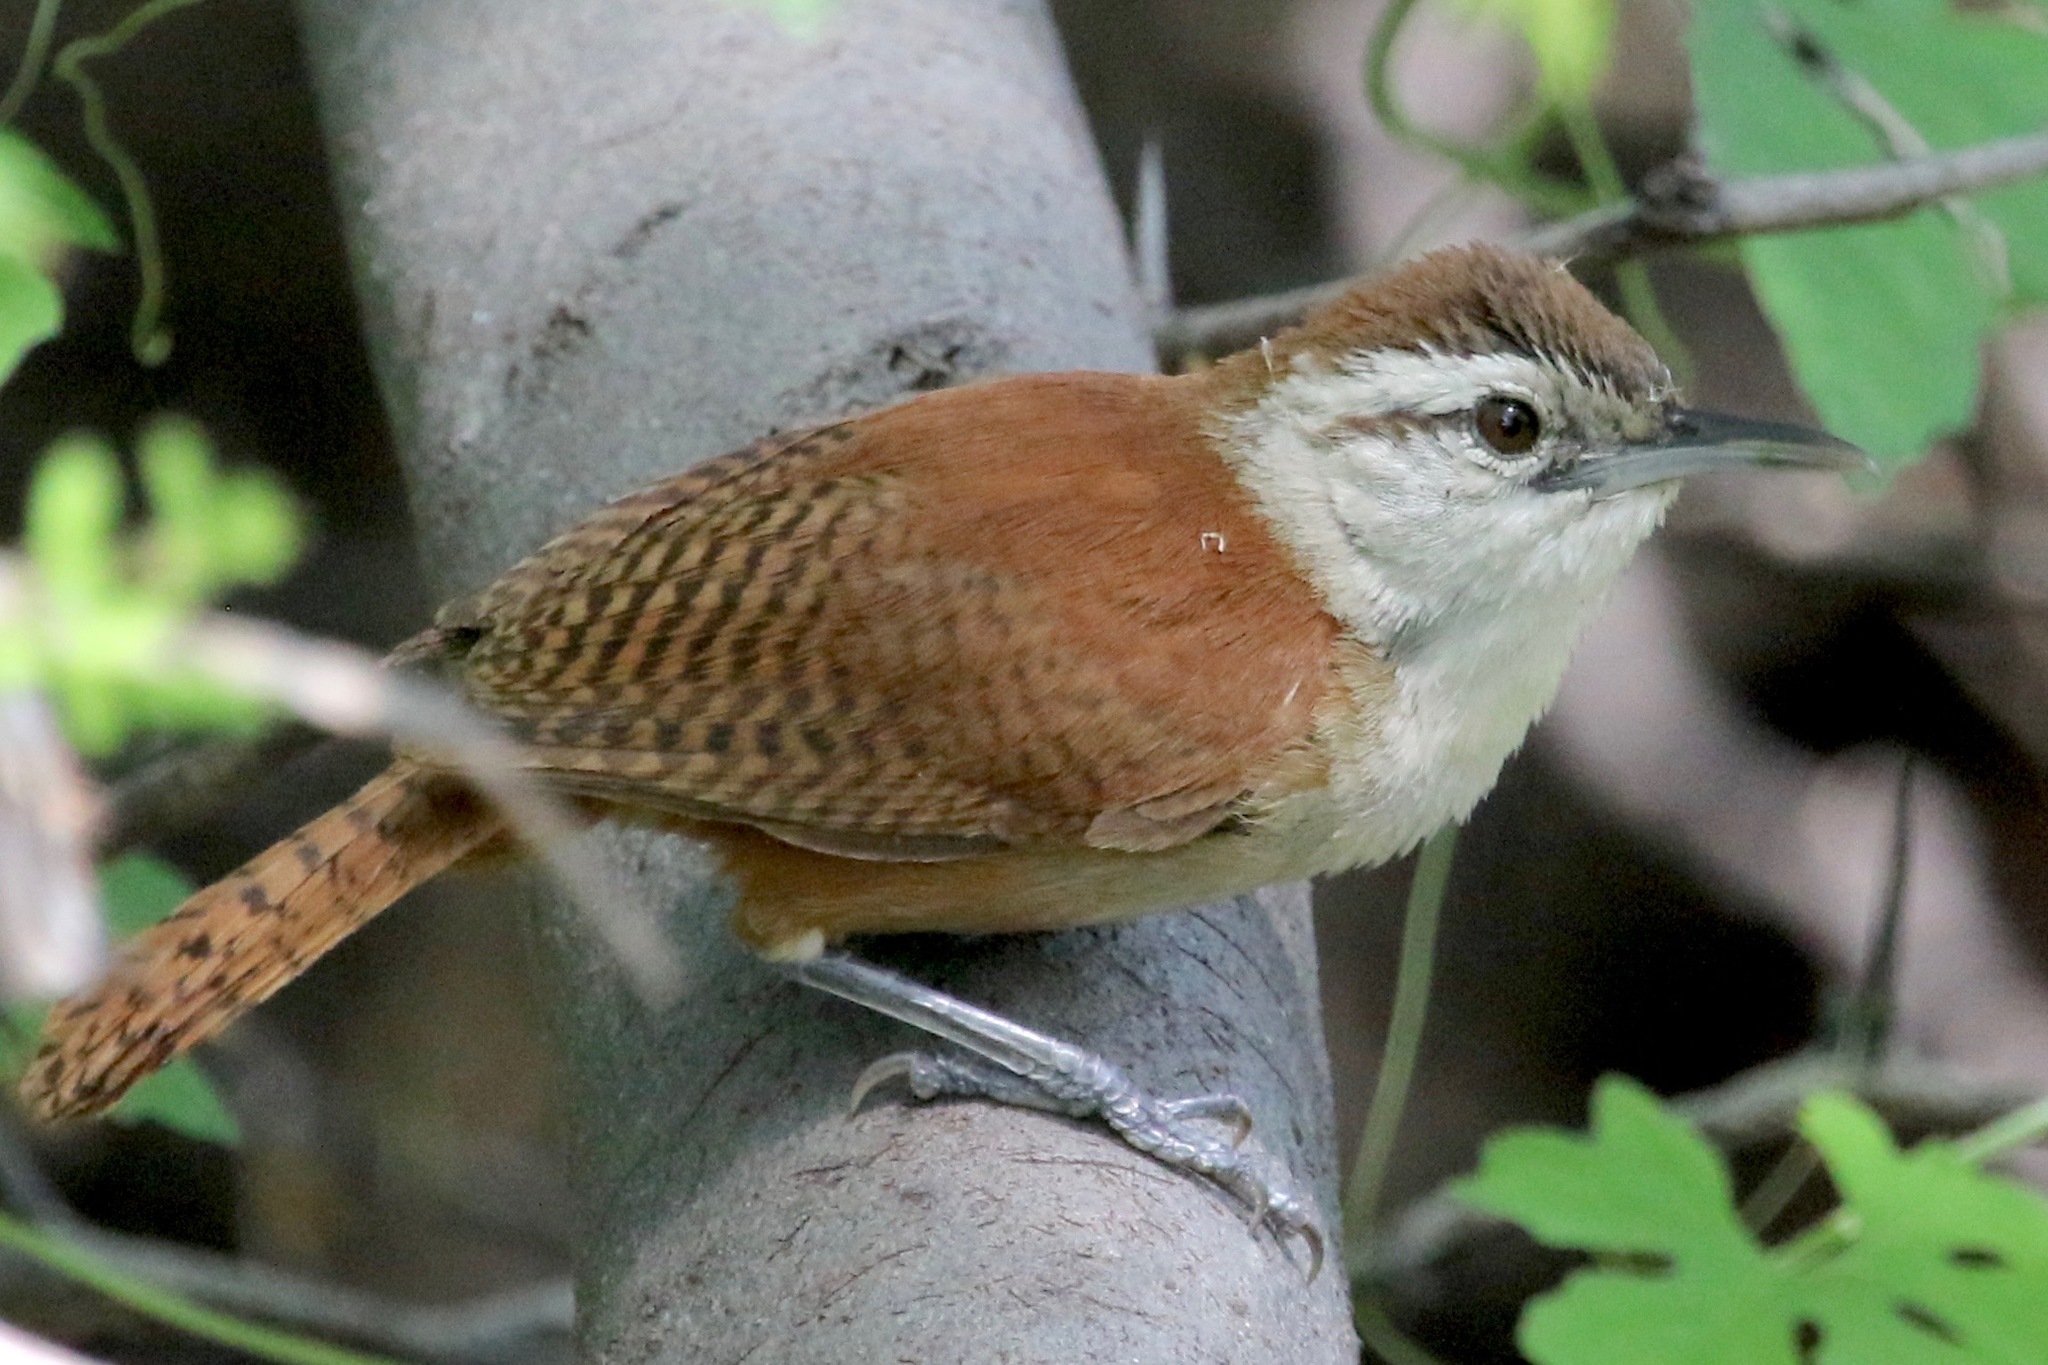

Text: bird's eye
xmin=1475 ymin=395 xmax=1542 ymax=457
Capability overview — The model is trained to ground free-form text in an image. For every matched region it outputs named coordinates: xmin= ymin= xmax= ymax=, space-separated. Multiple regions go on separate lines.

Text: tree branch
xmin=1157 ymin=128 xmax=2048 ymax=366
xmin=1526 ymin=128 xmax=2048 ymax=262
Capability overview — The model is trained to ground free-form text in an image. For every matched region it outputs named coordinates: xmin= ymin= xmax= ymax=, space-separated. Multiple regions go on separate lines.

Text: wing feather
xmin=432 ymin=374 xmax=1341 ymax=856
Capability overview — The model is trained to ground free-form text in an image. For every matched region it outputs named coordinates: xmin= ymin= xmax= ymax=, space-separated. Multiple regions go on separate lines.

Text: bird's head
xmin=1202 ymin=244 xmax=1865 ymax=650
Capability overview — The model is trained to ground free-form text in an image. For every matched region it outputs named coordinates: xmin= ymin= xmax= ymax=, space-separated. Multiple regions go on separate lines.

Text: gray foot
xmin=789 ymin=953 xmax=1323 ymax=1278
xmin=851 ymin=1050 xmax=1254 ymax=1146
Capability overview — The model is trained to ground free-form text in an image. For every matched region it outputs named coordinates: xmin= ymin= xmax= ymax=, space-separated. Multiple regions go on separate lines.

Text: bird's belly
xmin=698 ymin=814 xmax=1341 ymax=958
xmin=1309 ymin=631 xmax=1576 ymax=876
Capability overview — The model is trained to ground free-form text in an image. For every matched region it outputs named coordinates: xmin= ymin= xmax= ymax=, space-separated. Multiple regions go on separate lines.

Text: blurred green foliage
xmin=3 ymin=419 xmax=302 ymax=755
xmin=0 ymin=130 xmax=302 ymax=754
xmin=1457 ymin=1077 xmax=2048 ymax=1364
xmin=0 ymin=129 xmax=277 ymax=1150
xmin=0 ymin=127 xmax=117 ymax=386
xmin=1464 ymin=0 xmax=1617 ymax=106
xmin=1688 ymin=0 xmax=2048 ymax=466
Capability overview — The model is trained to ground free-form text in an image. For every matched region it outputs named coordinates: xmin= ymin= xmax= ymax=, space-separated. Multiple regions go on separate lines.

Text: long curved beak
xmin=1541 ymin=408 xmax=1872 ymax=497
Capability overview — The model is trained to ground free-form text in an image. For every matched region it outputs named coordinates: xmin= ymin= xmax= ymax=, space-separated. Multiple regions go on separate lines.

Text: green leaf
xmin=1456 ymin=1080 xmax=2048 ymax=1364
xmin=0 ymin=129 xmax=119 ymax=263
xmin=109 ymin=1055 xmax=240 ymax=1147
xmin=0 ymin=1003 xmax=46 ymax=1078
xmin=1456 ymin=1076 xmax=1797 ymax=1364
xmin=7 ymin=424 xmax=301 ymax=752
xmin=1765 ymin=0 xmax=2048 ymax=309
xmin=1518 ymin=1263 xmax=1796 ymax=1364
xmin=1685 ymin=0 xmax=2048 ymax=467
xmin=139 ymin=417 xmax=300 ymax=593
xmin=0 ymin=253 xmax=62 ymax=386
xmin=1453 ymin=1076 xmax=1754 ymax=1270
xmin=0 ymin=132 xmax=117 ymax=386
xmin=98 ymin=852 xmax=193 ymax=935
xmin=1791 ymin=1094 xmax=2048 ymax=1361
xmin=24 ymin=434 xmax=124 ymax=599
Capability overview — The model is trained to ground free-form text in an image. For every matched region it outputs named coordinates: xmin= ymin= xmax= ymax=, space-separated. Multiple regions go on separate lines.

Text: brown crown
xmin=1205 ymin=244 xmax=1669 ymax=407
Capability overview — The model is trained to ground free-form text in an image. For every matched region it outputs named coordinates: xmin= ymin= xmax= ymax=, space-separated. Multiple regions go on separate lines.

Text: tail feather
xmin=21 ymin=761 xmax=504 ymax=1122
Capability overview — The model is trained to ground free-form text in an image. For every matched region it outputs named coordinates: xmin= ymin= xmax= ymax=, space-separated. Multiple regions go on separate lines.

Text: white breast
xmin=1311 ymin=591 xmax=1612 ymax=872
xmin=1213 ymin=350 xmax=1674 ymax=874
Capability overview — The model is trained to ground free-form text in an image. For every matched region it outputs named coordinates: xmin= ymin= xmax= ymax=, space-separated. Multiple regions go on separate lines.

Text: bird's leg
xmin=785 ymin=951 xmax=1322 ymax=1276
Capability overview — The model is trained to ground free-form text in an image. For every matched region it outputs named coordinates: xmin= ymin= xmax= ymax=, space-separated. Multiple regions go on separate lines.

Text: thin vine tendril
xmin=0 ymin=1209 xmax=413 ymax=1365
xmin=50 ymin=0 xmax=210 ymax=367
xmin=0 ymin=0 xmax=64 ymax=127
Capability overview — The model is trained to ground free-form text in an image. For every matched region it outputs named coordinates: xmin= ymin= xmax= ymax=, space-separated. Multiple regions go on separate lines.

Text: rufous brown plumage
xmin=20 ymin=244 xmax=1860 ymax=1122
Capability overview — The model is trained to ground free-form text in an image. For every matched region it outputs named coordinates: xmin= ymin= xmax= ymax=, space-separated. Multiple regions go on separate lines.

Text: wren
xmin=21 ymin=244 xmax=1864 ymax=1260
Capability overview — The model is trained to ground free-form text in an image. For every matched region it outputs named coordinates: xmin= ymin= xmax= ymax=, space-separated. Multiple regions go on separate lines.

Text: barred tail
xmin=21 ymin=762 xmax=504 ymax=1122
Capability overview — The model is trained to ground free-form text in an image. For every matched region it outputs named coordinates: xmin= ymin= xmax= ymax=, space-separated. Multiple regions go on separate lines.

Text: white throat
xmin=1214 ymin=348 xmax=1674 ymax=862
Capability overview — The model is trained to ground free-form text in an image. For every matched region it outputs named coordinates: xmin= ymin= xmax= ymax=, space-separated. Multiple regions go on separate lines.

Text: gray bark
xmin=294 ymin=1 xmax=1356 ymax=1359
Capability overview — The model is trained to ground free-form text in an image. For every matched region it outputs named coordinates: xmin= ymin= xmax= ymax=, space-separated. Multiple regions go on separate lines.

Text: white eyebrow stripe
xmin=1331 ymin=348 xmax=1560 ymax=418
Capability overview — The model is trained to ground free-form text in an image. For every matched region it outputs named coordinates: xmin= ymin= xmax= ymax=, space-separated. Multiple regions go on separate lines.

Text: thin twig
xmin=1132 ymin=131 xmax=1170 ymax=319
xmin=1742 ymin=754 xmax=1918 ymax=1233
xmin=1954 ymin=1093 xmax=2048 ymax=1165
xmin=1344 ymin=826 xmax=1457 ymax=1245
xmin=1842 ymin=753 xmax=1915 ymax=1064
xmin=1155 ymin=278 xmax=1351 ymax=368
xmin=1527 ymin=128 xmax=2048 ymax=261
xmin=0 ymin=689 xmax=103 ymax=998
xmin=1674 ymin=1051 xmax=2034 ymax=1148
xmin=35 ymin=1230 xmax=571 ymax=1365
xmin=1157 ymin=128 xmax=2048 ymax=365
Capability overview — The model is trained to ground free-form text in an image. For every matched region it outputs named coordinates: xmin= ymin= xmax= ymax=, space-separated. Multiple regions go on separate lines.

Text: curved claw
xmin=1161 ymin=1093 xmax=1255 ymax=1148
xmin=1240 ymin=1189 xmax=1323 ymax=1282
xmin=1296 ymin=1220 xmax=1325 ymax=1284
xmin=848 ymin=1051 xmax=921 ymax=1116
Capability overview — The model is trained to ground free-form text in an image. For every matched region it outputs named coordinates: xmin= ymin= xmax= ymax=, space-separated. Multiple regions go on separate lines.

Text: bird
xmin=18 ymin=243 xmax=1861 ymax=1252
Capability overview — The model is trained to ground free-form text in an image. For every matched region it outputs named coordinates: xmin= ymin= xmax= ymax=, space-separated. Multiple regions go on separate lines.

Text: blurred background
xmin=2 ymin=1 xmax=2044 ymax=1361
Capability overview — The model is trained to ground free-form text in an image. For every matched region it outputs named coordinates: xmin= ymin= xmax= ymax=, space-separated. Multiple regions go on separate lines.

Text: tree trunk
xmin=294 ymin=1 xmax=1356 ymax=1358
